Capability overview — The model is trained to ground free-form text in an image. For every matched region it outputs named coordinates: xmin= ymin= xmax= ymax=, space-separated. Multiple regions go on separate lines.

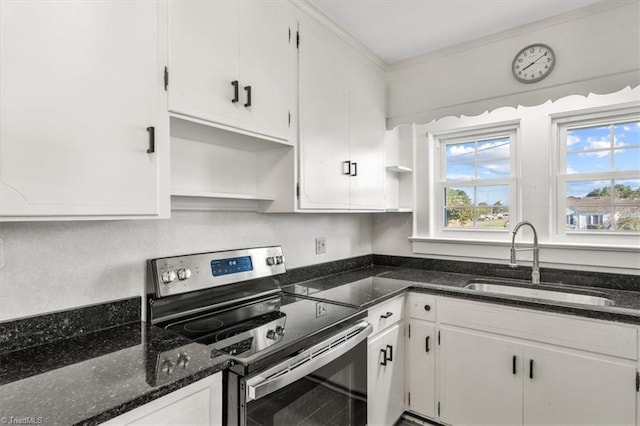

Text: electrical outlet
xmin=316 ymin=302 xmax=327 ymax=318
xmin=315 ymin=237 xmax=326 ymax=254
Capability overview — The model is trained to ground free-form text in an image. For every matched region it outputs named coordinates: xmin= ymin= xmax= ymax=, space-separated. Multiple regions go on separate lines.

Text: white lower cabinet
xmin=523 ymin=344 xmax=636 ymax=426
xmin=368 ymin=322 xmax=405 ymax=426
xmin=438 ymin=326 xmax=526 ymax=426
xmin=435 ymin=298 xmax=638 ymax=426
xmin=406 ymin=320 xmax=436 ymax=419
xmin=101 ymin=373 xmax=222 ymax=426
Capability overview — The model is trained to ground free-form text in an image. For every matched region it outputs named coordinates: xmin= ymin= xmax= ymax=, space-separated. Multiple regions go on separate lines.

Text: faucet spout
xmin=510 ymin=221 xmax=540 ymax=284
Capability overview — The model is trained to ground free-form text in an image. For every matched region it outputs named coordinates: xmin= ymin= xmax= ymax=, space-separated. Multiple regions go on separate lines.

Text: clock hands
xmin=521 ymin=51 xmax=548 ymax=71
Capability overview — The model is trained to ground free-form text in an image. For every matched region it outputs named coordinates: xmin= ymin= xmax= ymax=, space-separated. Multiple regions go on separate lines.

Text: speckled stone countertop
xmin=0 ymin=321 xmax=231 ymax=425
xmin=283 ymin=266 xmax=640 ymax=324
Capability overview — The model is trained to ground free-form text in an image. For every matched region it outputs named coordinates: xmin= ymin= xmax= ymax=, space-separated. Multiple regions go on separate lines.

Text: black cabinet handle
xmin=350 ymin=162 xmax=358 ymax=176
xmin=386 ymin=345 xmax=393 ymax=362
xmin=425 ymin=336 xmax=430 ymax=353
xmin=231 ymin=80 xmax=239 ymax=103
xmin=380 ymin=312 xmax=393 ymax=319
xmin=342 ymin=161 xmax=351 ymax=175
xmin=529 ymin=359 xmax=534 ymax=379
xmin=380 ymin=348 xmax=387 ymax=366
xmin=424 ymin=304 xmax=431 ymax=311
xmin=146 ymin=126 xmax=155 ymax=154
xmin=512 ymin=355 xmax=517 ymax=375
xmin=244 ymin=85 xmax=252 ymax=107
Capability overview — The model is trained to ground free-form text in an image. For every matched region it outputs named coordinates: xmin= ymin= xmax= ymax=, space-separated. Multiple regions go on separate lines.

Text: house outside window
xmin=556 ymin=111 xmax=640 ymax=234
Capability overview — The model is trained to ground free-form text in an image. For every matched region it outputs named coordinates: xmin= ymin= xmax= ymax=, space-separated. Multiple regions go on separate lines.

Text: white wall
xmin=0 ymin=211 xmax=372 ymax=321
xmin=387 ymin=1 xmax=640 ymax=127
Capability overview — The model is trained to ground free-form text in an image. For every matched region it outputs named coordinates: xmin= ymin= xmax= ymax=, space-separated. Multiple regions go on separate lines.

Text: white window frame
xmin=433 ymin=123 xmax=519 ymax=238
xmin=552 ymin=105 xmax=640 ymax=239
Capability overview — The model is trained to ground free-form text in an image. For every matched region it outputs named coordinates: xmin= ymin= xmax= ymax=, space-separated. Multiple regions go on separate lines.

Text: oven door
xmin=232 ymin=320 xmax=372 ymax=426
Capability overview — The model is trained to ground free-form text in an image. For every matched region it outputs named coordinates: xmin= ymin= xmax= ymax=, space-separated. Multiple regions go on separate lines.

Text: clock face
xmin=512 ymin=44 xmax=555 ymax=83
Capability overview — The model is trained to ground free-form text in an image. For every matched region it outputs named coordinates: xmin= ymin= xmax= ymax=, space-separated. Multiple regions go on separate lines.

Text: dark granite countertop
xmin=0 ymin=321 xmax=231 ymax=425
xmin=283 ymin=266 xmax=640 ymax=324
xmin=2 ymin=262 xmax=638 ymax=426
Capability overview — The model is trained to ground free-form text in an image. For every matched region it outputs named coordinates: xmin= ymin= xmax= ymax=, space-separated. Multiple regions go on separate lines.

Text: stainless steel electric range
xmin=147 ymin=246 xmax=371 ymax=426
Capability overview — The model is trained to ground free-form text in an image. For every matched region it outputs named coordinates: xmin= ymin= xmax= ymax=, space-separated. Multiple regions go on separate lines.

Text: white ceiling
xmin=309 ymin=0 xmax=603 ymax=64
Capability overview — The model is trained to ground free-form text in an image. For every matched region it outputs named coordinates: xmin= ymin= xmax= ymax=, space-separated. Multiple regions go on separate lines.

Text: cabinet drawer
xmin=406 ymin=293 xmax=436 ymax=321
xmin=368 ymin=295 xmax=404 ymax=336
xmin=439 ymin=298 xmax=638 ymax=360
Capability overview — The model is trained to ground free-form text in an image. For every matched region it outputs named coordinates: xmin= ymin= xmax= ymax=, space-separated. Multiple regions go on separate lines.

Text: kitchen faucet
xmin=510 ymin=221 xmax=540 ymax=284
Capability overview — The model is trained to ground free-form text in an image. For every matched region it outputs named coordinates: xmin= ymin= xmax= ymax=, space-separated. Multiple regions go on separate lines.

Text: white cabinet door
xmin=348 ymin=57 xmax=386 ymax=210
xmin=0 ymin=0 xmax=161 ymax=218
xmin=368 ymin=322 xmax=405 ymax=426
xmin=168 ymin=0 xmax=240 ymax=126
xmin=169 ymin=1 xmax=291 ymax=142
xmin=238 ymin=1 xmax=291 ymax=141
xmin=438 ymin=326 xmax=523 ymax=426
xmin=406 ymin=320 xmax=436 ymax=418
xmin=102 ymin=373 xmax=222 ymax=426
xmin=524 ymin=344 xmax=636 ymax=426
xmin=298 ymin=13 xmax=351 ymax=209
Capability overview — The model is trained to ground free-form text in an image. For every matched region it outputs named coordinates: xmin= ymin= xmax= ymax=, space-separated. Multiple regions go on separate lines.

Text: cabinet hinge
xmin=438 ymin=330 xmax=441 ymax=345
xmin=296 ymin=31 xmax=300 ymax=48
xmin=407 ymin=392 xmax=411 ymax=407
xmin=438 ymin=401 xmax=441 ymax=417
xmin=636 ymin=371 xmax=639 ymax=392
xmin=164 ymin=66 xmax=169 ymax=91
xmin=296 ymin=182 xmax=300 ymax=198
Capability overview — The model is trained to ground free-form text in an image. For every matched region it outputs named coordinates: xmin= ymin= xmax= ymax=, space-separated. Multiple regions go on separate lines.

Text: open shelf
xmin=386 ymin=165 xmax=413 ymax=173
xmin=171 ymin=190 xmax=275 ymax=201
xmin=385 ymin=208 xmax=413 ymax=213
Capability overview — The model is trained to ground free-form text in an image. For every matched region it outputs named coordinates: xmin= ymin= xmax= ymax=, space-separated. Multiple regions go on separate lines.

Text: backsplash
xmin=0 ymin=211 xmax=373 ymax=321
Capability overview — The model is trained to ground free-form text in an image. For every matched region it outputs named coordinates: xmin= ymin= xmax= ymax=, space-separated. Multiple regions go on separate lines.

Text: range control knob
xmin=161 ymin=359 xmax=174 ymax=375
xmin=275 ymin=326 xmax=285 ymax=337
xmin=177 ymin=268 xmax=192 ymax=281
xmin=161 ymin=270 xmax=177 ymax=284
xmin=266 ymin=257 xmax=275 ymax=266
xmin=266 ymin=329 xmax=277 ymax=340
xmin=275 ymin=256 xmax=284 ymax=265
xmin=177 ymin=353 xmax=190 ymax=369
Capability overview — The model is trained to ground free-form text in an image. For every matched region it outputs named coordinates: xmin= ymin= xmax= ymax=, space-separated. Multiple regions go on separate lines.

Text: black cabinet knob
xmin=424 ymin=304 xmax=431 ymax=311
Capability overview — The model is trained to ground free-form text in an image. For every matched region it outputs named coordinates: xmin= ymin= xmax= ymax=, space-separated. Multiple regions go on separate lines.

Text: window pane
xmin=477 ymin=185 xmax=509 ymax=207
xmin=445 ymin=187 xmax=474 ymax=206
xmin=477 ymin=160 xmax=510 ymax=179
xmin=565 ymin=179 xmax=640 ymax=231
xmin=566 ymin=180 xmax=611 ymax=199
xmin=614 ymin=121 xmax=640 ymax=147
xmin=477 ymin=207 xmax=510 ymax=229
xmin=613 ymin=148 xmax=640 ymax=171
xmin=446 ymin=163 xmax=475 ymax=181
xmin=566 ymin=125 xmax=611 ymax=153
xmin=446 ymin=141 xmax=475 ymax=163
xmin=566 ymin=152 xmax=611 ymax=174
xmin=445 ymin=207 xmax=474 ymax=228
xmin=612 ymin=179 xmax=640 ymax=230
xmin=476 ymin=138 xmax=510 ymax=161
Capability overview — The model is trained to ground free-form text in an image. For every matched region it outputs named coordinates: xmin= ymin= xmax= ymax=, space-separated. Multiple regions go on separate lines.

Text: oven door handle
xmin=244 ymin=320 xmax=372 ymax=402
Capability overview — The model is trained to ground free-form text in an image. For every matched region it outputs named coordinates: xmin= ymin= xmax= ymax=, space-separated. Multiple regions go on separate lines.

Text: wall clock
xmin=512 ymin=43 xmax=555 ymax=83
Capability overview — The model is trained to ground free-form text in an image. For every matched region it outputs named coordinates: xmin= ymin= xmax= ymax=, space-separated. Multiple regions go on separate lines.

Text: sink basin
xmin=464 ymin=280 xmax=615 ymax=307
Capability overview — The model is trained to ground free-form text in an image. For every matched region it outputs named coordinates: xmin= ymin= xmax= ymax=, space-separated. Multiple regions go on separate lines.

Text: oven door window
xmin=244 ymin=339 xmax=367 ymax=426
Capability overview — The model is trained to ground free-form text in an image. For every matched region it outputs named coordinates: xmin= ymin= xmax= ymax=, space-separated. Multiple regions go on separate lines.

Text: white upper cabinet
xmin=297 ymin=10 xmax=386 ymax=210
xmin=0 ymin=0 xmax=165 ymax=219
xmin=168 ymin=0 xmax=292 ymax=142
xmin=348 ymin=56 xmax=386 ymax=210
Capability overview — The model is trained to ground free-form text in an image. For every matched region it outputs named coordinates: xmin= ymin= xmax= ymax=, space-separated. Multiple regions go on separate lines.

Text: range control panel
xmin=149 ymin=246 xmax=286 ymax=298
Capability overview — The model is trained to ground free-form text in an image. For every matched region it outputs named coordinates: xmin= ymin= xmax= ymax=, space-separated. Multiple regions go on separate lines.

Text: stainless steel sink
xmin=464 ymin=280 xmax=615 ymax=307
